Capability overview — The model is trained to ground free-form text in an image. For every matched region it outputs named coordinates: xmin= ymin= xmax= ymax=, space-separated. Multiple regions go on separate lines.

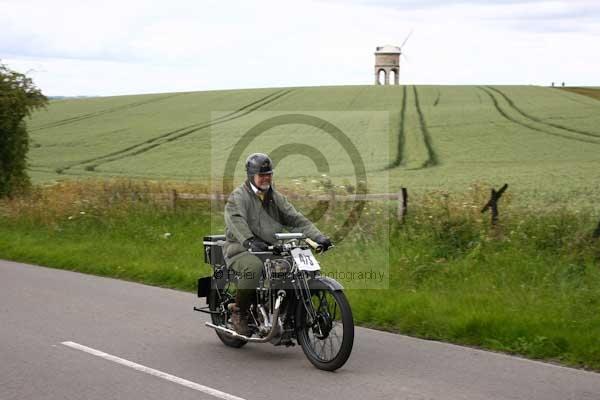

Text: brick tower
xmin=374 ymin=45 xmax=401 ymax=85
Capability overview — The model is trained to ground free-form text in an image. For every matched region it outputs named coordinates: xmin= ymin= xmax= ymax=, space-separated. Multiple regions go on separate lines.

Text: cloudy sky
xmin=1 ymin=0 xmax=599 ymax=96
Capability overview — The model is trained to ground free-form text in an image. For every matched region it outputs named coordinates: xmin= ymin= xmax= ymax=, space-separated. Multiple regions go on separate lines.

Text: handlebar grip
xmin=305 ymin=238 xmax=323 ymax=253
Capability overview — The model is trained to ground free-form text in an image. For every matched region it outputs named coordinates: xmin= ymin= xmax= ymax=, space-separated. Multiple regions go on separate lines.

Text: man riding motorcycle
xmin=223 ymin=153 xmax=332 ymax=335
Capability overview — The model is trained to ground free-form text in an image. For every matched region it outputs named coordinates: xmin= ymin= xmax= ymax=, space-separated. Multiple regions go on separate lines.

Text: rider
xmin=223 ymin=153 xmax=332 ymax=335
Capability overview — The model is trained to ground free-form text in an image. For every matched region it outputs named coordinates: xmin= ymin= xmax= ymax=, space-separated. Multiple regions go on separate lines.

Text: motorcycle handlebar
xmin=248 ymin=239 xmax=334 ymax=255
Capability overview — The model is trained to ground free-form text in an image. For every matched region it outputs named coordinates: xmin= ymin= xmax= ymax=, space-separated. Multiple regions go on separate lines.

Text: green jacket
xmin=224 ymin=180 xmax=323 ymax=261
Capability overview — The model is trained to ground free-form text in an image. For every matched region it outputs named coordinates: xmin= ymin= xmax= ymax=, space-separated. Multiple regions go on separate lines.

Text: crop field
xmin=27 ymin=85 xmax=600 ymax=210
xmin=9 ymin=86 xmax=600 ymax=369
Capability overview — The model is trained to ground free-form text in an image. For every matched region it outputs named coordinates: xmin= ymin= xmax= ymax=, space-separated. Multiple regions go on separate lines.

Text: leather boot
xmin=229 ymin=290 xmax=252 ymax=336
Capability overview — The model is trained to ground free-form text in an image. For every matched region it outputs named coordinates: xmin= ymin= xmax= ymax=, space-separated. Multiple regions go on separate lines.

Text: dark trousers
xmin=228 ymin=253 xmax=264 ymax=308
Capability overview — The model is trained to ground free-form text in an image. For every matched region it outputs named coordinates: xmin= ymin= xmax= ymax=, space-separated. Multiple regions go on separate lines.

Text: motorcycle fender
xmin=308 ymin=275 xmax=344 ymax=291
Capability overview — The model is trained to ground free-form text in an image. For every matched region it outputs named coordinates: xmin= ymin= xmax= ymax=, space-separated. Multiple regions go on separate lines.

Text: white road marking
xmin=61 ymin=341 xmax=246 ymax=400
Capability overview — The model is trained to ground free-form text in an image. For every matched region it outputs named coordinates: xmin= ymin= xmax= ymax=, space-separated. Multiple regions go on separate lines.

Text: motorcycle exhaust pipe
xmin=205 ymin=290 xmax=286 ymax=343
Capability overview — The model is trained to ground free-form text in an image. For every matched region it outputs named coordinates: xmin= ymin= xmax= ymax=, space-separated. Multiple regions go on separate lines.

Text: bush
xmin=0 ymin=61 xmax=47 ymax=198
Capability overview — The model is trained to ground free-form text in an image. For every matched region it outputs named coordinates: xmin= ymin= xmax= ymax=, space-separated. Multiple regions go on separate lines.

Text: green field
xmin=6 ymin=86 xmax=600 ymax=370
xmin=27 ymin=85 xmax=600 ymax=210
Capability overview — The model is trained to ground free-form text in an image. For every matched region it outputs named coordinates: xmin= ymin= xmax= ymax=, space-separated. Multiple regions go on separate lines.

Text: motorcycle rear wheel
xmin=296 ymin=289 xmax=354 ymax=371
xmin=208 ymin=280 xmax=247 ymax=348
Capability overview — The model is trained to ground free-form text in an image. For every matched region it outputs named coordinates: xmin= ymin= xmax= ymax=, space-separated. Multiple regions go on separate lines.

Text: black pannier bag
xmin=203 ymin=234 xmax=226 ymax=266
xmin=198 ymin=234 xmax=226 ymax=298
xmin=197 ymin=276 xmax=211 ymax=298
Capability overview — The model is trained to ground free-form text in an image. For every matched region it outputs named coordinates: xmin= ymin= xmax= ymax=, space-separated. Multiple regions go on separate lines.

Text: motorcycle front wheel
xmin=296 ymin=289 xmax=354 ymax=371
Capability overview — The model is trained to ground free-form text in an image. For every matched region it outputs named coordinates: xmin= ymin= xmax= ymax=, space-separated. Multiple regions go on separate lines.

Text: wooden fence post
xmin=481 ymin=184 xmax=508 ymax=226
xmin=170 ymin=189 xmax=178 ymax=211
xmin=593 ymin=219 xmax=600 ymax=239
xmin=397 ymin=187 xmax=408 ymax=222
xmin=103 ymin=181 xmax=111 ymax=206
xmin=329 ymin=190 xmax=336 ymax=211
xmin=218 ymin=191 xmax=226 ymax=210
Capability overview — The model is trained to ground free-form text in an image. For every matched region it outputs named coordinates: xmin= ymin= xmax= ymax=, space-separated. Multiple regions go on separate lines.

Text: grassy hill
xmin=8 ymin=86 xmax=600 ymax=369
xmin=27 ymin=85 xmax=600 ymax=209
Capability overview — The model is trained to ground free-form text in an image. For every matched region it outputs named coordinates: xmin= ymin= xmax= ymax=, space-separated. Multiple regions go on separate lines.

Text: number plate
xmin=291 ymin=248 xmax=321 ymax=271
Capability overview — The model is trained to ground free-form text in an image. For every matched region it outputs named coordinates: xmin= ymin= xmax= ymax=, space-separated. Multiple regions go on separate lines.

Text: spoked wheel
xmin=296 ymin=289 xmax=354 ymax=371
xmin=207 ymin=280 xmax=247 ymax=348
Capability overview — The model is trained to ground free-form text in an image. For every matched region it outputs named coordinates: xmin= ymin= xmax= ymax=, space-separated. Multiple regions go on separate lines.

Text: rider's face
xmin=253 ymin=173 xmax=272 ymax=190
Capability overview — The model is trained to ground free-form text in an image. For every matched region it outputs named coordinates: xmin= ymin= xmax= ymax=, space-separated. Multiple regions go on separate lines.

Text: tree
xmin=0 ymin=61 xmax=47 ymax=198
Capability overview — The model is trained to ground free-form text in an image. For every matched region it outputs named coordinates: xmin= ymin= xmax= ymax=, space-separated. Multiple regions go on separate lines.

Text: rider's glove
xmin=315 ymin=235 xmax=333 ymax=252
xmin=243 ymin=237 xmax=269 ymax=252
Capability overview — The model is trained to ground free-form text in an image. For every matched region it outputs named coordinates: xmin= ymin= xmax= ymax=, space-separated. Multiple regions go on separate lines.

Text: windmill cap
xmin=375 ymin=45 xmax=401 ymax=54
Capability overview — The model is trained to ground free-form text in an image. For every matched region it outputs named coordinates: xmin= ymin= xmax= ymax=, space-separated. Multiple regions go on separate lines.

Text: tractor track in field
xmin=28 ymin=166 xmax=84 ymax=177
xmin=476 ymin=92 xmax=483 ymax=104
xmin=28 ymin=165 xmax=200 ymax=180
xmin=478 ymin=87 xmax=600 ymax=146
xmin=347 ymin=86 xmax=367 ymax=109
xmin=386 ymin=85 xmax=407 ymax=169
xmin=413 ymin=86 xmax=438 ymax=168
xmin=60 ymin=89 xmax=293 ymax=173
xmin=433 ymin=90 xmax=441 ymax=106
xmin=486 ymin=86 xmax=600 ymax=139
xmin=30 ymin=93 xmax=189 ymax=132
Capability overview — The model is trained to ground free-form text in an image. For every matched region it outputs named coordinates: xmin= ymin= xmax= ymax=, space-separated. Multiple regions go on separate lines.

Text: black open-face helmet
xmin=245 ymin=153 xmax=274 ymax=179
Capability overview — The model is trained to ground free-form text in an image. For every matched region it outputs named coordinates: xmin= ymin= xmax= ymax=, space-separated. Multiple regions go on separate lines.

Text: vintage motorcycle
xmin=195 ymin=232 xmax=354 ymax=371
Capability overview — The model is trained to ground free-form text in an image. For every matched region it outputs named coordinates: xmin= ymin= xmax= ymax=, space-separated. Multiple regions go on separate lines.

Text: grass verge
xmin=1 ymin=179 xmax=599 ymax=370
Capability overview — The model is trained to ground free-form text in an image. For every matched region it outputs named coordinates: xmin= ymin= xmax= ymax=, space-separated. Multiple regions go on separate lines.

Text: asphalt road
xmin=1 ymin=259 xmax=599 ymax=400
